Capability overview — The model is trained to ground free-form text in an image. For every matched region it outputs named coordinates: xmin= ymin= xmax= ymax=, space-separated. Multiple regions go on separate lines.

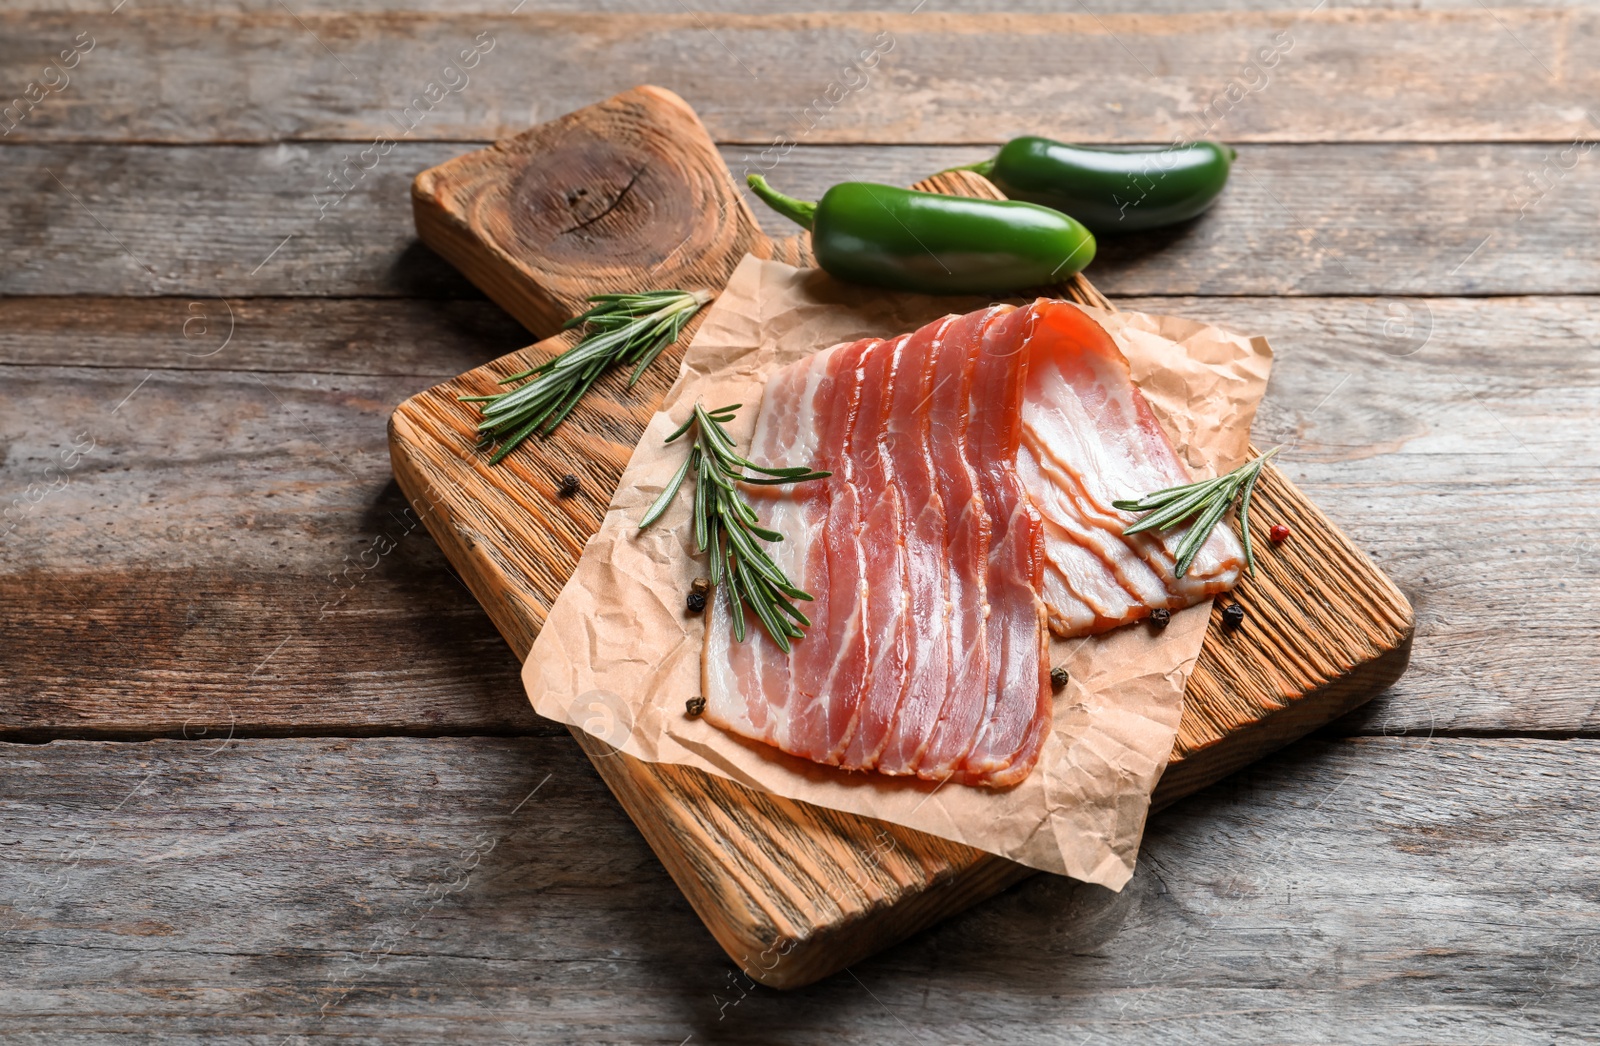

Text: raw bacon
xmin=861 ymin=324 xmax=952 ymax=776
xmin=701 ymin=300 xmax=1243 ymax=787
xmin=958 ymin=306 xmax=1051 ymax=785
xmin=1020 ymin=303 xmax=1242 ymax=619
xmin=908 ymin=306 xmax=999 ymax=782
xmin=837 ymin=335 xmax=914 ymax=770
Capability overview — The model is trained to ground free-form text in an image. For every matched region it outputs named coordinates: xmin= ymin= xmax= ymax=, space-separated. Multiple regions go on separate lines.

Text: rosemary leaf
xmin=1112 ymin=473 xmax=1227 ymax=513
xmin=639 ymin=401 xmax=830 ymax=653
xmin=1172 ymin=482 xmax=1236 ymax=579
xmin=1119 ymin=447 xmax=1281 ymax=578
xmin=637 ymin=452 xmax=694 ymax=530
xmin=464 ymin=288 xmax=712 ymax=463
xmin=1122 ymin=475 xmax=1230 ymax=536
xmin=1237 ymin=462 xmax=1259 ymax=575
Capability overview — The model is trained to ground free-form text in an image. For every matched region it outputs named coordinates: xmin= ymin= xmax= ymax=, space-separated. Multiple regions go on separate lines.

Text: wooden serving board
xmin=390 ymin=86 xmax=1413 ymax=988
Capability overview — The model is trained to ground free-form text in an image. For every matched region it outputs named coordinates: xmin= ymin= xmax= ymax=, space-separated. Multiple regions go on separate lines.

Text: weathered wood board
xmin=389 ymin=85 xmax=1413 ymax=987
xmin=8 ymin=294 xmax=1596 ymax=742
xmin=6 ymin=9 xmax=1600 ymax=144
xmin=5 ymin=735 xmax=1593 ymax=1042
xmin=14 ymin=141 xmax=1600 ymax=299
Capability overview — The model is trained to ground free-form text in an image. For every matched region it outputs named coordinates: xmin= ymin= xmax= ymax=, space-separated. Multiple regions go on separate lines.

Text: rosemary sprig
xmin=1113 ymin=447 xmax=1281 ymax=579
xmin=639 ymin=402 xmax=830 ymax=652
xmin=461 ymin=289 xmax=712 ymax=464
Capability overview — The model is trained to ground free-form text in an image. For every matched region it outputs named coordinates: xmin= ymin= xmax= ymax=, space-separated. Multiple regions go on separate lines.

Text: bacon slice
xmin=803 ymin=338 xmax=878 ymax=760
xmin=957 ymin=306 xmax=1050 ymax=786
xmin=873 ymin=319 xmax=955 ymax=776
xmin=702 ymin=340 xmax=867 ymax=761
xmin=910 ymin=307 xmax=1001 ymax=780
xmin=836 ymin=335 xmax=914 ymax=769
xmin=1020 ymin=303 xmax=1243 ymax=619
xmin=701 ymin=299 xmax=1241 ymax=787
xmin=701 ymin=348 xmax=814 ymax=751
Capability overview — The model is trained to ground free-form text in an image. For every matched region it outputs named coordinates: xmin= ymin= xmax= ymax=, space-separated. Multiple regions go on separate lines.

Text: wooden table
xmin=2 ymin=2 xmax=1596 ymax=1041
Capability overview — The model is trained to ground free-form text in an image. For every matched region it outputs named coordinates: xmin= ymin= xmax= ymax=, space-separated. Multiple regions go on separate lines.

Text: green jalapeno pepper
xmin=956 ymin=137 xmax=1235 ymax=235
xmin=746 ymin=174 xmax=1095 ymax=296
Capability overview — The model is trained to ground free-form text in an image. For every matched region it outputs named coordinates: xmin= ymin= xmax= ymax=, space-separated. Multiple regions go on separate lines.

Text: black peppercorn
xmin=685 ymin=696 xmax=706 ymax=718
xmin=1049 ymin=666 xmax=1069 ymax=692
xmin=556 ymin=473 xmax=580 ymax=498
xmin=1149 ymin=607 xmax=1171 ymax=629
xmin=1222 ymin=602 xmax=1245 ymax=630
xmin=686 ymin=590 xmax=707 ymax=613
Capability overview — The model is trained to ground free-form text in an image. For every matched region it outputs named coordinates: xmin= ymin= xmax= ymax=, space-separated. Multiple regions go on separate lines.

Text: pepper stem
xmin=746 ymin=174 xmax=817 ymax=231
xmin=938 ymin=157 xmax=997 ymax=178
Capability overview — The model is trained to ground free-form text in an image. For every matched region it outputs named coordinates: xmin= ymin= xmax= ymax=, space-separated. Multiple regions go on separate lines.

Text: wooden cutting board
xmin=389 ymin=85 xmax=1413 ymax=988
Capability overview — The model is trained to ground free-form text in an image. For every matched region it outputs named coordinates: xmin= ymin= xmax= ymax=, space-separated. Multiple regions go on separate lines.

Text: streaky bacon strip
xmin=1021 ymin=304 xmax=1242 ymax=608
xmin=793 ymin=340 xmax=879 ymax=761
xmin=701 ymin=299 xmax=1242 ymax=788
xmin=702 ymin=349 xmax=815 ymax=750
xmin=873 ymin=319 xmax=955 ymax=776
xmin=1018 ymin=450 xmax=1145 ymax=632
xmin=956 ymin=306 xmax=1050 ymax=785
xmin=702 ymin=341 xmax=868 ymax=762
xmin=837 ymin=335 xmax=913 ymax=770
xmin=911 ymin=307 xmax=1001 ymax=781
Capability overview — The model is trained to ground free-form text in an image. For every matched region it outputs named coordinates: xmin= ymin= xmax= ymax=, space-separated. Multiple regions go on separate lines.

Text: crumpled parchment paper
xmin=523 ymin=257 xmax=1272 ymax=889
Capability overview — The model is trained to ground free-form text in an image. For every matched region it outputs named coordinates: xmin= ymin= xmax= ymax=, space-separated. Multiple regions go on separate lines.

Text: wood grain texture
xmin=9 ymin=142 xmax=1600 ymax=299
xmin=11 ymin=0 xmax=1593 ymax=11
xmin=0 ymin=0 xmax=1593 ymax=1034
xmin=390 ymin=87 xmax=1410 ymax=986
xmin=3 ymin=295 xmax=1595 ymax=740
xmin=0 ymin=296 xmax=529 ymax=374
xmin=1117 ymin=293 xmax=1600 ymax=740
xmin=1160 ymin=456 xmax=1413 ymax=800
xmin=2 ymin=10 xmax=1598 ymax=144
xmin=0 ymin=354 xmax=544 ymax=739
xmin=413 ymin=85 xmax=776 ymax=336
xmin=1 ymin=735 xmax=1593 ymax=1042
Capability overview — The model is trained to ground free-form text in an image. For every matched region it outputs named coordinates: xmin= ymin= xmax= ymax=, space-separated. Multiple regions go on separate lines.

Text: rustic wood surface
xmin=3 ymin=10 xmax=1599 ymax=143
xmin=10 ymin=142 xmax=1600 ymax=298
xmin=390 ymin=88 xmax=1410 ymax=985
xmin=3 ymin=0 xmax=1597 ymax=1037
xmin=2 ymin=736 xmax=1595 ymax=1042
xmin=10 ymin=0 xmax=1597 ymax=9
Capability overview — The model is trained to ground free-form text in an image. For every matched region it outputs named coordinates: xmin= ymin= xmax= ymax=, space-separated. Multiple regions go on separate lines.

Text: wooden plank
xmin=0 ymin=141 xmax=479 ymax=299
xmin=0 ymin=360 xmax=545 ymax=739
xmin=391 ymin=87 xmax=1412 ymax=986
xmin=0 ymin=569 xmax=548 ymax=741
xmin=1 ymin=10 xmax=1597 ymax=144
xmin=7 ymin=141 xmax=1600 ymax=298
xmin=0 ymin=296 xmax=529 ymax=374
xmin=0 ymin=735 xmax=1593 ymax=1041
xmin=10 ymin=0 xmax=1595 ymax=12
xmin=4 ymin=294 xmax=1596 ymax=739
